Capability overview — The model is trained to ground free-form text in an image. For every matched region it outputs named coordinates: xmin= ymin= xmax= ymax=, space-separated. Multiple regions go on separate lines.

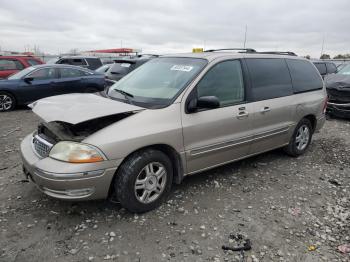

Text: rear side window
xmin=60 ymin=68 xmax=85 ymax=78
xmin=197 ymin=60 xmax=244 ymax=106
xmin=0 ymin=59 xmax=24 ymax=70
xmin=314 ymin=63 xmax=327 ymax=75
xmin=286 ymin=59 xmax=323 ymax=93
xmin=246 ymin=58 xmax=293 ymax=101
xmin=326 ymin=63 xmax=337 ymax=74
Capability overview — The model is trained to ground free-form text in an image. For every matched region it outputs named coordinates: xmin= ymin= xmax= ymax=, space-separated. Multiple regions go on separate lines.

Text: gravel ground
xmin=0 ymin=109 xmax=349 ymax=262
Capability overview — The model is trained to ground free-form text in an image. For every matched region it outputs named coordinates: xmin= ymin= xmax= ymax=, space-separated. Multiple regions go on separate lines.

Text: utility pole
xmin=320 ymin=33 xmax=325 ymax=58
xmin=243 ymin=25 xmax=247 ymax=48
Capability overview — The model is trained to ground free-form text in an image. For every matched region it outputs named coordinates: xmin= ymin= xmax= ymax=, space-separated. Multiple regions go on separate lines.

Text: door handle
xmin=237 ymin=107 xmax=249 ymax=119
xmin=260 ymin=106 xmax=271 ymax=113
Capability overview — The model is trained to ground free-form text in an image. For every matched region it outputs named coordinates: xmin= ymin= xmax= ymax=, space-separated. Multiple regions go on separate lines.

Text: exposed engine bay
xmin=36 ymin=112 xmax=135 ymax=143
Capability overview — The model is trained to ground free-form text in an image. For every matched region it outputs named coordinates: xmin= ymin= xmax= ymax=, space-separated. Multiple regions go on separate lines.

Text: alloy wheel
xmin=0 ymin=94 xmax=13 ymax=111
xmin=295 ymin=125 xmax=310 ymax=151
xmin=134 ymin=162 xmax=167 ymax=204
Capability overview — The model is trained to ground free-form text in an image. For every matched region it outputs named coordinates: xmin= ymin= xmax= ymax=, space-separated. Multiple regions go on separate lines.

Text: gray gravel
xmin=0 ymin=109 xmax=349 ymax=262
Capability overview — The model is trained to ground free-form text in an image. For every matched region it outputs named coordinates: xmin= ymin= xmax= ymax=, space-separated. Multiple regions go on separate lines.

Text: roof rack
xmin=256 ymin=51 xmax=297 ymax=56
xmin=204 ymin=48 xmax=257 ymax=53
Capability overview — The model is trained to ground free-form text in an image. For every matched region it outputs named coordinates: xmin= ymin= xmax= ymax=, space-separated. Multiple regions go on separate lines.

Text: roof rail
xmin=256 ymin=51 xmax=297 ymax=56
xmin=204 ymin=48 xmax=256 ymax=53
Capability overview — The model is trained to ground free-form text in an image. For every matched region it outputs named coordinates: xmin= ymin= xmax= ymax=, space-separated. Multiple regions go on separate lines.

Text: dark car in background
xmin=47 ymin=56 xmax=103 ymax=70
xmin=105 ymin=58 xmax=151 ymax=82
xmin=0 ymin=55 xmax=44 ymax=79
xmin=325 ymin=64 xmax=350 ymax=118
xmin=0 ymin=64 xmax=105 ymax=112
xmin=313 ymin=61 xmax=337 ymax=78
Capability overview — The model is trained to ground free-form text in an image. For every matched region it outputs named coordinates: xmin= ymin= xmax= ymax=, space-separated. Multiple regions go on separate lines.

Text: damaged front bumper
xmin=20 ymin=134 xmax=123 ymax=200
xmin=327 ymin=101 xmax=350 ymax=119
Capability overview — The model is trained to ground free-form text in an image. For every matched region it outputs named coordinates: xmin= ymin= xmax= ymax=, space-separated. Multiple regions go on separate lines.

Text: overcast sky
xmin=0 ymin=0 xmax=349 ymax=58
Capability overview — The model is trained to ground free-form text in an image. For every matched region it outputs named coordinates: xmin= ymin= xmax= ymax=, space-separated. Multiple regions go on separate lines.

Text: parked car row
xmin=0 ymin=55 xmax=44 ymax=79
xmin=0 ymin=65 xmax=105 ymax=111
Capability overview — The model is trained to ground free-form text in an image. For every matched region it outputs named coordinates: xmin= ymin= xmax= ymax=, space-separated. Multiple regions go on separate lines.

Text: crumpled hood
xmin=325 ymin=74 xmax=350 ymax=90
xmin=30 ymin=93 xmax=144 ymax=124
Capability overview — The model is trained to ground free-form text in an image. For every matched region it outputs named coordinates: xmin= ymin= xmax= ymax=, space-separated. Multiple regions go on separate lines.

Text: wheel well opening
xmin=304 ymin=115 xmax=317 ymax=132
xmin=108 ymin=144 xmax=184 ymax=200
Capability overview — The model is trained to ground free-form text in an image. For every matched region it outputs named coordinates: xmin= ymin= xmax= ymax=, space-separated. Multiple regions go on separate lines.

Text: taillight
xmin=323 ymin=96 xmax=328 ymax=114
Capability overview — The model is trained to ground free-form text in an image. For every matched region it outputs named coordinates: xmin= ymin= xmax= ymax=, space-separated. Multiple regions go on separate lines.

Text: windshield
xmin=8 ymin=67 xmax=35 ymax=79
xmin=107 ymin=57 xmax=207 ymax=108
xmin=338 ymin=64 xmax=350 ymax=75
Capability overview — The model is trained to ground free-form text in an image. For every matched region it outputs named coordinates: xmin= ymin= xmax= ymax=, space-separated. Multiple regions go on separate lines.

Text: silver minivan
xmin=21 ymin=50 xmax=327 ymax=212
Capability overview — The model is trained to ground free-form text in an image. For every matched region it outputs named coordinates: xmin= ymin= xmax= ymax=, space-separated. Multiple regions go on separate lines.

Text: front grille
xmin=32 ymin=135 xmax=53 ymax=158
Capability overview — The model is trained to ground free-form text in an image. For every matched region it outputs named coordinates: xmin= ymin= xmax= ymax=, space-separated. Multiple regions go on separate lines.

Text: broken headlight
xmin=49 ymin=141 xmax=106 ymax=163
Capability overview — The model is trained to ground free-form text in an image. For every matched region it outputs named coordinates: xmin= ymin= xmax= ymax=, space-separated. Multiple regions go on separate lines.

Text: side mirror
xmin=187 ymin=96 xmax=220 ymax=113
xmin=24 ymin=77 xmax=34 ymax=83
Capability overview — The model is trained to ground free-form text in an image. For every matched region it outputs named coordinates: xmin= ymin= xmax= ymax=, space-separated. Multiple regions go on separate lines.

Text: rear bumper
xmin=20 ymin=134 xmax=122 ymax=200
xmin=315 ymin=114 xmax=326 ymax=132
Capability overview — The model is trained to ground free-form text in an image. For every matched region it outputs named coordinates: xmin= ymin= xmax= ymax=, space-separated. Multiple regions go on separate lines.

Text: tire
xmin=115 ymin=149 xmax=173 ymax=213
xmin=284 ymin=118 xmax=313 ymax=157
xmin=0 ymin=91 xmax=16 ymax=112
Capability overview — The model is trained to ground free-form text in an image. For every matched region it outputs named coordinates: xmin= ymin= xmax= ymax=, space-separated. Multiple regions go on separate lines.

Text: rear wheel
xmin=0 ymin=92 xmax=16 ymax=112
xmin=284 ymin=118 xmax=313 ymax=157
xmin=115 ymin=149 xmax=173 ymax=213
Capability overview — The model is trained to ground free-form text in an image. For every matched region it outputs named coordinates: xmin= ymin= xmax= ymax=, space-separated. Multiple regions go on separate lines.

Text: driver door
xmin=181 ymin=59 xmax=254 ymax=173
xmin=19 ymin=67 xmax=58 ymax=103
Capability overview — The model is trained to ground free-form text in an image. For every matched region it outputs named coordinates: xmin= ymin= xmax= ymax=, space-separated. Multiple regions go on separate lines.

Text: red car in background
xmin=0 ymin=56 xmax=44 ymax=79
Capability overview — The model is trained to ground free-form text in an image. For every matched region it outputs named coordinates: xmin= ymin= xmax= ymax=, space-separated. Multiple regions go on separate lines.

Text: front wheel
xmin=115 ymin=149 xmax=173 ymax=213
xmin=284 ymin=118 xmax=313 ymax=157
xmin=0 ymin=92 xmax=16 ymax=112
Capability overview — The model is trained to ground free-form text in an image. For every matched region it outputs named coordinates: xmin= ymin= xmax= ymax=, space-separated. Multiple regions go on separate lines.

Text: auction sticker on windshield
xmin=170 ymin=65 xmax=193 ymax=72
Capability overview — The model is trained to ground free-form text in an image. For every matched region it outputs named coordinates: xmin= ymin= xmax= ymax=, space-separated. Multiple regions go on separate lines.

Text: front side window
xmin=108 ymin=57 xmax=207 ymax=108
xmin=72 ymin=59 xmax=87 ymax=66
xmin=196 ymin=60 xmax=244 ymax=107
xmin=246 ymin=58 xmax=293 ymax=101
xmin=27 ymin=68 xmax=56 ymax=80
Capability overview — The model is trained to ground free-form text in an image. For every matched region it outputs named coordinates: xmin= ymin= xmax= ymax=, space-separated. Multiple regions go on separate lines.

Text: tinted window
xmin=197 ymin=60 xmax=244 ymax=106
xmin=246 ymin=58 xmax=293 ymax=101
xmin=58 ymin=59 xmax=71 ymax=65
xmin=86 ymin=58 xmax=102 ymax=68
xmin=326 ymin=63 xmax=337 ymax=74
xmin=28 ymin=68 xmax=56 ymax=80
xmin=314 ymin=63 xmax=327 ymax=75
xmin=287 ymin=59 xmax=323 ymax=93
xmin=72 ymin=59 xmax=87 ymax=66
xmin=60 ymin=68 xmax=84 ymax=78
xmin=27 ymin=59 xmax=41 ymax=66
xmin=0 ymin=59 xmax=23 ymax=70
xmin=109 ymin=63 xmax=132 ymax=75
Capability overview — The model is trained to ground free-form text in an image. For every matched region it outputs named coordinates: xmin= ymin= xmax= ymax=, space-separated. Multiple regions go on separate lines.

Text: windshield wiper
xmin=110 ymin=88 xmax=134 ymax=104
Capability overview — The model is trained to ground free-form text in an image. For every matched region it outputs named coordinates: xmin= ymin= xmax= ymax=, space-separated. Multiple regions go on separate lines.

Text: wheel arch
xmin=0 ymin=90 xmax=18 ymax=105
xmin=302 ymin=114 xmax=317 ymax=132
xmin=108 ymin=143 xmax=185 ymax=200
